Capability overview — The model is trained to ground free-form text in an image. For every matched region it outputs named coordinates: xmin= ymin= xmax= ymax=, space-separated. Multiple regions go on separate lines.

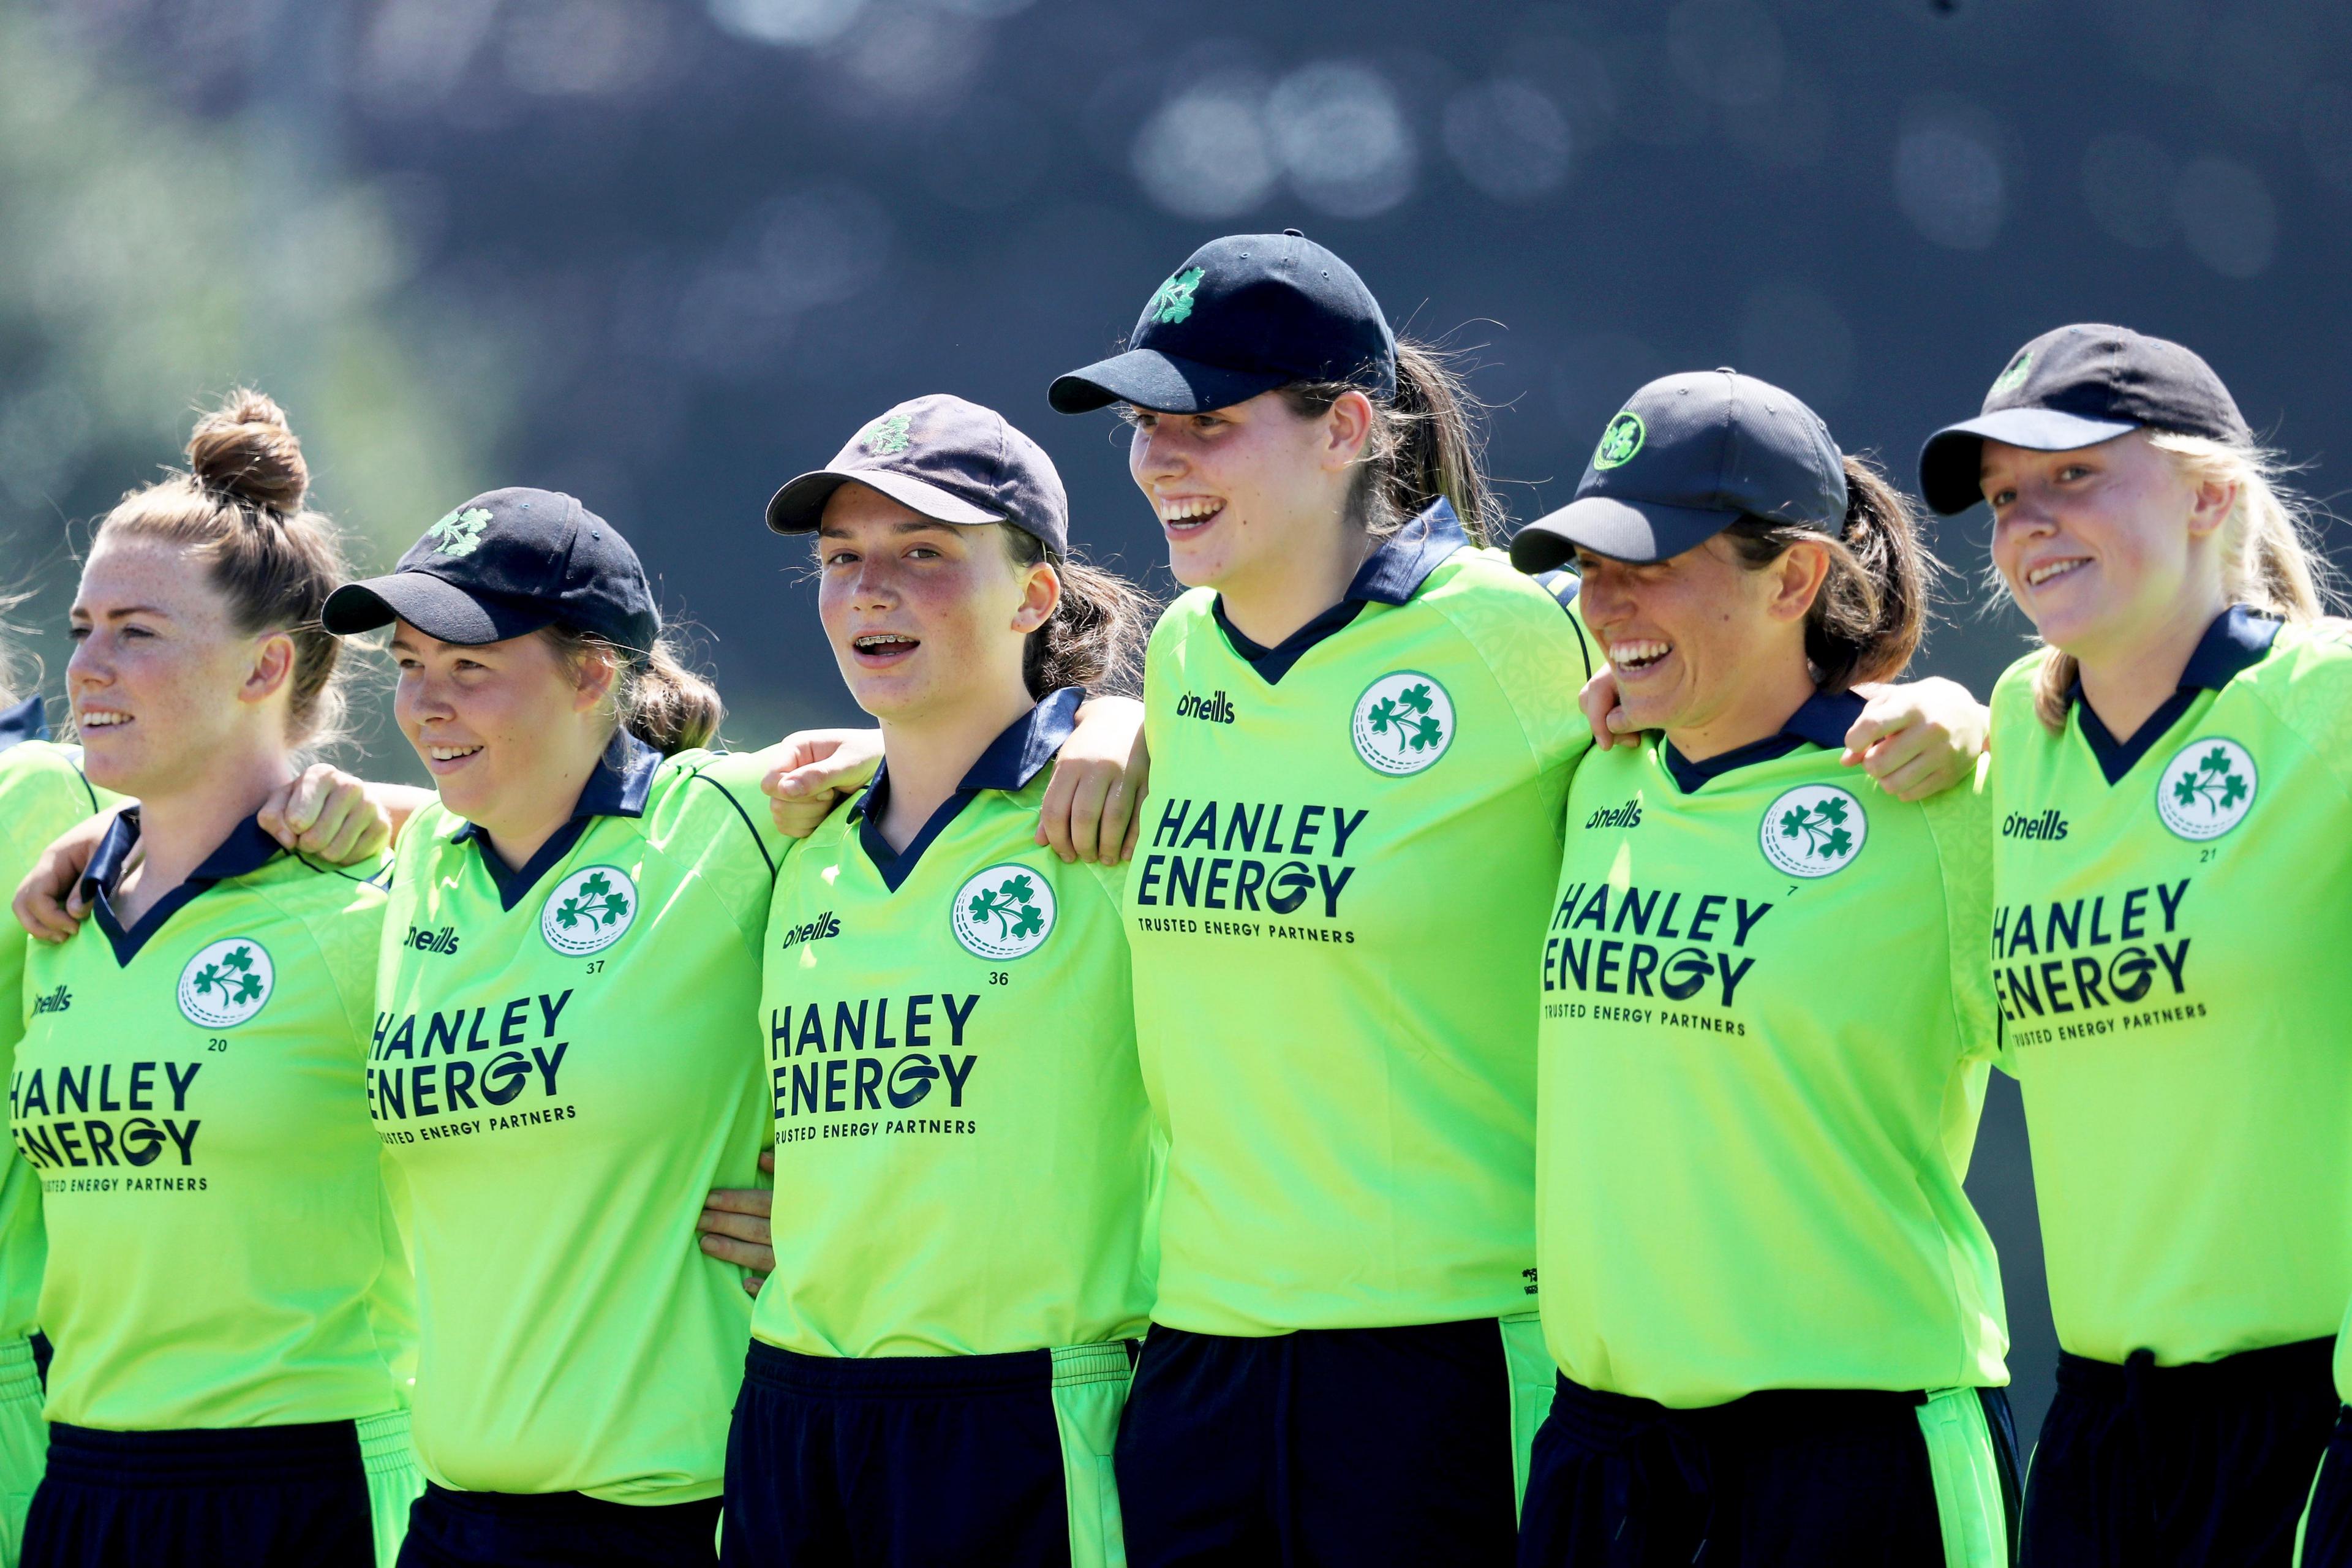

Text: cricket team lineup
xmin=0 ymin=226 xmax=2345 ymax=1568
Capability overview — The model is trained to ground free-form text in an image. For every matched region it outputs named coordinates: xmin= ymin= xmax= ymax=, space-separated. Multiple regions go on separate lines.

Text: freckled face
xmin=815 ymin=483 xmax=1050 ymax=724
xmin=67 ymin=534 xmax=258 ymax=797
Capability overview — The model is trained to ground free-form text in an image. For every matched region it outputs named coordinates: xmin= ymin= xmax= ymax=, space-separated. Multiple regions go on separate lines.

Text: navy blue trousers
xmin=398 ymin=1483 xmax=721 ymax=1566
xmin=1116 ymin=1319 xmax=1519 ymax=1568
xmin=2301 ymin=1406 xmax=2352 ymax=1568
xmin=2019 ymin=1339 xmax=2335 ymax=1568
xmin=1515 ymin=1374 xmax=2019 ymax=1567
xmin=721 ymin=1341 xmax=1080 ymax=1567
xmin=23 ymin=1419 xmax=375 ymax=1568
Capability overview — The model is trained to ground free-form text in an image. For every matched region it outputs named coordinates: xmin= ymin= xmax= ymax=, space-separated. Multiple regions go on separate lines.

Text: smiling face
xmin=1983 ymin=431 xmax=2232 ymax=666
xmin=390 ymin=621 xmax=613 ymax=836
xmin=1125 ymin=388 xmax=1367 ymax=596
xmin=1574 ymin=532 xmax=1825 ymax=748
xmin=68 ymin=533 xmax=292 ymax=798
xmin=815 ymin=483 xmax=1056 ymax=726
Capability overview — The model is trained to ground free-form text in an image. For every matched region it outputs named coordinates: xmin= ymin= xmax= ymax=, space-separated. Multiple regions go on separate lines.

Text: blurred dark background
xmin=10 ymin=0 xmax=2352 ymax=1442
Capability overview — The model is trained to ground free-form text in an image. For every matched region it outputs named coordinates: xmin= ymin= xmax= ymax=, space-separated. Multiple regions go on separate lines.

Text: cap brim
xmin=1510 ymin=495 xmax=1746 ymax=571
xmin=1048 ymin=349 xmax=1292 ymax=415
xmin=321 ymin=573 xmax=552 ymax=647
xmin=764 ymin=471 xmax=1008 ymax=533
xmin=1917 ymin=408 xmax=2141 ymax=515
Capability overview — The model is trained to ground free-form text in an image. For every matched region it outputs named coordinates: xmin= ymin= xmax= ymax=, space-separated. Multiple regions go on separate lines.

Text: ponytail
xmin=2029 ymin=432 xmax=2334 ymax=731
xmin=1000 ymin=528 xmax=1155 ymax=698
xmin=1722 ymin=454 xmax=1936 ymax=691
xmin=94 ymin=389 xmax=352 ymax=750
xmin=1280 ymin=337 xmax=1499 ymax=546
xmin=542 ymin=627 xmax=725 ymax=756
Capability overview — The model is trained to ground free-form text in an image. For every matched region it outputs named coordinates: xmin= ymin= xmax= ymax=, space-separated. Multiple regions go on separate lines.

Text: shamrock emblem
xmin=951 ymin=864 xmax=1057 ymax=959
xmin=1777 ymin=794 xmax=1855 ymax=863
xmin=424 ymin=507 xmax=492 ymax=559
xmin=178 ymin=937 xmax=274 ymax=1026
xmin=1593 ymin=412 xmax=1646 ymax=470
xmin=861 ymin=413 xmax=913 ymax=456
xmin=540 ymin=865 xmax=642 ymax=955
xmin=1146 ymin=267 xmax=1205 ymax=325
xmin=1759 ymin=785 xmax=1867 ymax=878
xmin=556 ymin=870 xmax=631 ymax=931
xmin=2154 ymin=736 xmax=2256 ymax=841
xmin=1353 ymin=673 xmax=1455 ymax=776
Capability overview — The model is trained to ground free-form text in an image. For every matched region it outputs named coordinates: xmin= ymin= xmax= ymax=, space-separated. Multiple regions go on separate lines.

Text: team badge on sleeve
xmin=1352 ymin=671 xmax=1454 ymax=776
xmin=540 ymin=864 xmax=639 ymax=956
xmin=176 ymin=937 xmax=275 ymax=1028
xmin=2155 ymin=736 xmax=2256 ymax=840
xmin=951 ymin=863 xmax=1056 ymax=960
xmin=1760 ymin=785 xmax=1866 ymax=878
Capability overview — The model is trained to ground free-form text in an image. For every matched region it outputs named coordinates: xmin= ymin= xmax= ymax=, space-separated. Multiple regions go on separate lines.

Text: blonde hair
xmin=93 ymin=390 xmax=352 ymax=750
xmin=2031 ymin=432 xmax=2332 ymax=730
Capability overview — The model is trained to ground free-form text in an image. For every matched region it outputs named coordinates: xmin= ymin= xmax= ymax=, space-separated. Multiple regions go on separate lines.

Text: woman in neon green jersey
xmin=14 ymin=391 xmax=422 ymax=1568
xmin=1920 ymin=324 xmax=2352 ymax=1568
xmin=1510 ymin=369 xmax=2015 ymax=1566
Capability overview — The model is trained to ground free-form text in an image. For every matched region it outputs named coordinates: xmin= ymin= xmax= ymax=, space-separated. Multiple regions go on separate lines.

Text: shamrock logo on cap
xmin=424 ymin=507 xmax=492 ymax=559
xmin=1147 ymin=267 xmax=1205 ymax=325
xmin=1593 ymin=412 xmax=1646 ymax=471
xmin=860 ymin=413 xmax=913 ymax=456
xmin=1991 ymin=350 xmax=2034 ymax=395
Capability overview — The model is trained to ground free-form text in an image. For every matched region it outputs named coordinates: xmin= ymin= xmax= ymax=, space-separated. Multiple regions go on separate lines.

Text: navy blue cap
xmin=1049 ymin=230 xmax=1397 ymax=415
xmin=1918 ymin=323 xmax=2253 ymax=516
xmin=765 ymin=394 xmax=1069 ymax=556
xmin=1510 ymin=370 xmax=1847 ymax=571
xmin=322 ymin=488 xmax=660 ymax=652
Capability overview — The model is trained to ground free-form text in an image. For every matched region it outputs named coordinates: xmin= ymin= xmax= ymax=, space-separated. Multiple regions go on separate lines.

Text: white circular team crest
xmin=540 ymin=864 xmax=639 ymax=956
xmin=1760 ymin=785 xmax=1868 ymax=878
xmin=951 ymin=862 xmax=1057 ymax=961
xmin=2155 ymin=736 xmax=2257 ymax=841
xmin=1351 ymin=671 xmax=1455 ymax=776
xmin=177 ymin=937 xmax=274 ymax=1028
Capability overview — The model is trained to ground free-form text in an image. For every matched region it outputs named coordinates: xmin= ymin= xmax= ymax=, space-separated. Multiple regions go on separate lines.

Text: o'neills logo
xmin=406 ymin=924 xmax=461 ymax=955
xmin=778 ymin=911 xmax=842 ymax=952
xmin=2002 ymin=810 xmax=2069 ymax=842
xmin=29 ymin=986 xmax=70 ymax=1017
xmin=1176 ymin=689 xmax=1236 ymax=724
xmin=1585 ymin=798 xmax=1643 ymax=830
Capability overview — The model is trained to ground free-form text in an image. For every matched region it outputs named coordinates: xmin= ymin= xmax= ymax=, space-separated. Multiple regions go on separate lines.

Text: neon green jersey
xmin=15 ymin=810 xmax=412 ymax=1430
xmin=1991 ymin=609 xmax=2352 ymax=1366
xmin=1537 ymin=694 xmax=2007 ymax=1407
xmin=1126 ymin=505 xmax=1596 ymax=1335
xmin=752 ymin=691 xmax=1155 ymax=1359
xmin=0 ymin=713 xmax=113 ymax=1343
xmin=374 ymin=737 xmax=783 ymax=1504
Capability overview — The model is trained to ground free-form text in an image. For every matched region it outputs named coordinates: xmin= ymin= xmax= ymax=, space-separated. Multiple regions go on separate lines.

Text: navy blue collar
xmin=454 ymin=728 xmax=662 ymax=910
xmin=2071 ymin=605 xmax=2280 ymax=785
xmin=851 ymin=686 xmax=1082 ymax=892
xmin=1661 ymin=689 xmax=1867 ymax=794
xmin=1211 ymin=498 xmax=1470 ymax=685
xmin=82 ymin=808 xmax=286 ymax=967
xmin=0 ymin=694 xmax=47 ymax=750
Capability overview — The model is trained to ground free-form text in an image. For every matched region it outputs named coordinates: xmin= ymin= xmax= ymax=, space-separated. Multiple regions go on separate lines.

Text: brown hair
xmin=1278 ymin=339 xmax=1500 ymax=546
xmin=2028 ymin=432 xmax=2332 ymax=730
xmin=1721 ymin=454 xmax=1936 ymax=691
xmin=999 ymin=528 xmax=1154 ymax=698
xmin=93 ymin=390 xmax=352 ymax=748
xmin=541 ymin=625 xmax=725 ymax=756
